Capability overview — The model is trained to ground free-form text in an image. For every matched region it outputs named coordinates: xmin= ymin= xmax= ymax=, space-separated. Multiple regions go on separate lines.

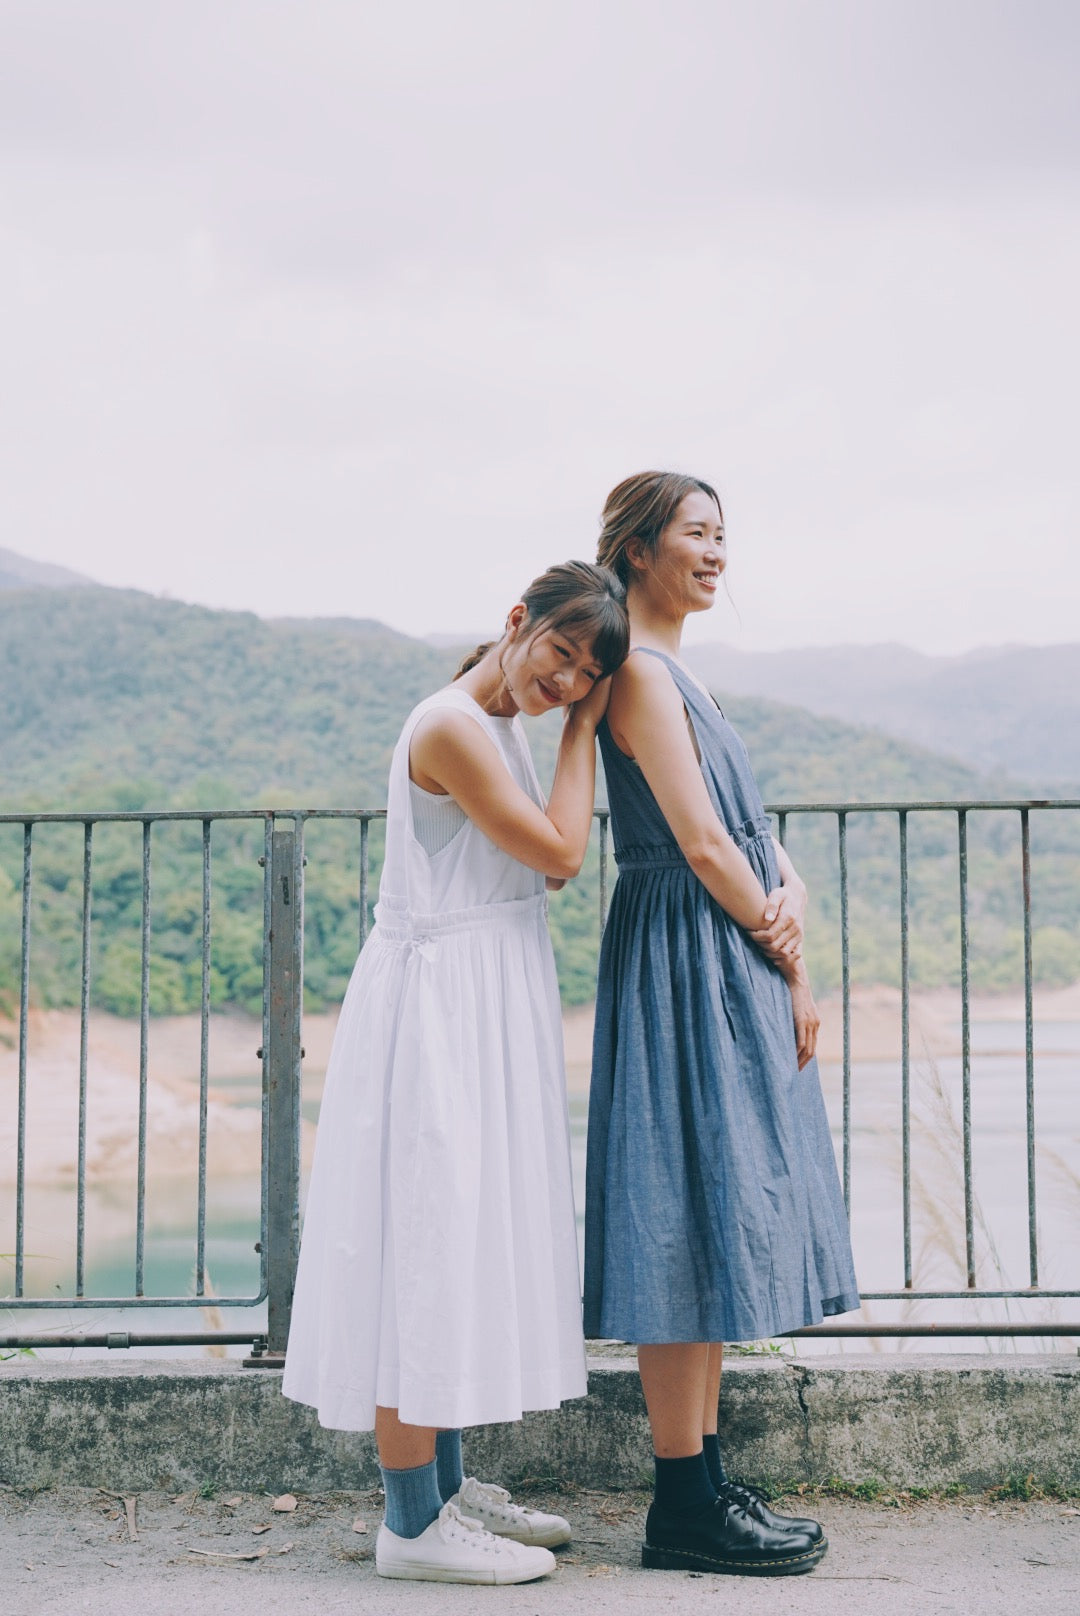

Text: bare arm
xmin=409 ymin=681 xmax=609 ymax=881
xmin=605 ymin=654 xmax=770 ymax=930
xmin=748 ymin=837 xmax=808 ymax=962
xmin=609 ymin=658 xmax=820 ymax=1068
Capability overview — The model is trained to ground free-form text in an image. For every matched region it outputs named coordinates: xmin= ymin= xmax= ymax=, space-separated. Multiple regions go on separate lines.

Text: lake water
xmin=3 ymin=1016 xmax=1078 ymax=1359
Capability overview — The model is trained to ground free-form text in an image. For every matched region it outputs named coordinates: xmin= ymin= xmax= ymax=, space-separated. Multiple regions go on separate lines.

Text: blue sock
xmin=380 ymin=1458 xmax=443 ymax=1539
xmin=435 ymin=1428 xmax=464 ymax=1502
xmin=702 ymin=1434 xmax=728 ymax=1489
xmin=653 ymin=1451 xmax=716 ymax=1515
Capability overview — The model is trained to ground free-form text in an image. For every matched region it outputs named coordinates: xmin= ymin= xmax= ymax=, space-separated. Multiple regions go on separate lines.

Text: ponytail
xmin=453 ymin=641 xmax=496 ymax=679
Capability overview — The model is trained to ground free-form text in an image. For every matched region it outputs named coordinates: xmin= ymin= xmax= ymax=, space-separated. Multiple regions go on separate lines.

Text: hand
xmin=749 ymin=883 xmax=805 ymax=964
xmin=567 ymin=674 xmax=612 ymax=732
xmin=784 ymin=965 xmax=820 ymax=1071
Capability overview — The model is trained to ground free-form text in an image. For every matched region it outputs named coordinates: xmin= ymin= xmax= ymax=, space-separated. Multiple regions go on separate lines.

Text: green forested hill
xmin=1 ymin=588 xmax=456 ymax=806
xmin=1 ymin=587 xmax=1076 ymax=1013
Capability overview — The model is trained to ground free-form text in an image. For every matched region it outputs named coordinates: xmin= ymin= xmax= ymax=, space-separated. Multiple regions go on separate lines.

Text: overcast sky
xmin=2 ymin=1 xmax=1078 ymax=653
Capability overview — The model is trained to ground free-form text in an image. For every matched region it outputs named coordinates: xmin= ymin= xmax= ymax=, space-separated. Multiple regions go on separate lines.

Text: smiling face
xmin=499 ymin=612 xmax=605 ymax=714
xmin=634 ymin=489 xmax=726 ymax=619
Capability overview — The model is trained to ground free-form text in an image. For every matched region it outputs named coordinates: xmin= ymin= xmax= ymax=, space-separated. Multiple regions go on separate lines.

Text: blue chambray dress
xmin=583 ymin=649 xmax=859 ymax=1343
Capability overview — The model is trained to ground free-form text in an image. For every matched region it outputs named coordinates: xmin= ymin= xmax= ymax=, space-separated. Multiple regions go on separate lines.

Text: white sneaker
xmin=375 ymin=1501 xmax=557 ymax=1584
xmin=449 ymin=1476 xmax=573 ymax=1548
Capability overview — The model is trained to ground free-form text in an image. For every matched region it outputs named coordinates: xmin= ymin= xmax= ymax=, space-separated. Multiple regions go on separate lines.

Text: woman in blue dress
xmin=586 ymin=471 xmax=859 ymax=1577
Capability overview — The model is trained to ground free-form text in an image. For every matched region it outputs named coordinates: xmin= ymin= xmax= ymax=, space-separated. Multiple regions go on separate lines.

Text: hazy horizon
xmin=4 ymin=542 xmax=1075 ymax=662
xmin=2 ymin=3 xmax=1078 ymax=656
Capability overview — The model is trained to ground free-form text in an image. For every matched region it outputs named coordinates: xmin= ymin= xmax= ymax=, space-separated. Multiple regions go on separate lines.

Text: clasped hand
xmin=749 ymin=882 xmax=805 ymax=965
xmin=750 ymin=883 xmax=820 ymax=1069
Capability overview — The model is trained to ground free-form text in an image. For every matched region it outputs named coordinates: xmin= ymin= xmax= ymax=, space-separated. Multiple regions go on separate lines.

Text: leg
xmin=637 ymin=1343 xmax=716 ymax=1519
xmin=638 ymin=1342 xmax=711 ymax=1457
xmin=702 ymin=1341 xmax=723 ymax=1436
xmin=638 ymin=1347 xmax=825 ymax=1577
xmin=373 ymin=1408 xmax=558 ymax=1585
xmin=696 ymin=1357 xmax=829 ymax=1549
xmin=435 ymin=1428 xmax=464 ymax=1502
xmin=375 ymin=1405 xmax=437 ymax=1471
xmin=375 ymin=1406 xmax=443 ymax=1542
xmin=702 ymin=1342 xmax=728 ymax=1488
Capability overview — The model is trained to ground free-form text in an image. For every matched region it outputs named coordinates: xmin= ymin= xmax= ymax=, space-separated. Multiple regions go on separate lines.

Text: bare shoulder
xmin=409 ymin=703 xmax=501 ymax=791
xmin=609 ymin=649 xmax=681 ymax=720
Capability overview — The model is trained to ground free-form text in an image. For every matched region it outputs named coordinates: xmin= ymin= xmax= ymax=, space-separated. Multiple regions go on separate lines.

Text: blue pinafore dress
xmin=583 ymin=649 xmax=858 ymax=1343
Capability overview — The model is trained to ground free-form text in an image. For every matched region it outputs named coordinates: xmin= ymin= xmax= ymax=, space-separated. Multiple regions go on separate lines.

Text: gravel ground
xmin=2 ymin=1482 xmax=1078 ymax=1616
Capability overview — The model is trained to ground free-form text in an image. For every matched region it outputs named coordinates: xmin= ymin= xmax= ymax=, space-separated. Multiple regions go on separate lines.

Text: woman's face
xmin=501 ymin=614 xmax=604 ymax=715
xmin=638 ymin=490 xmax=726 ymax=618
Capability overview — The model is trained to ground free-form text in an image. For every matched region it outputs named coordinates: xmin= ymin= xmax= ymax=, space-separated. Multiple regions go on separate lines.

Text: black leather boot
xmin=642 ymin=1492 xmax=827 ymax=1576
xmin=719 ymin=1479 xmax=825 ymax=1543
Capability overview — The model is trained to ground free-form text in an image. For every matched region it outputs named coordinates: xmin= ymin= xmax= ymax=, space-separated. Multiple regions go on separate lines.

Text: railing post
xmin=264 ymin=827 xmax=304 ymax=1360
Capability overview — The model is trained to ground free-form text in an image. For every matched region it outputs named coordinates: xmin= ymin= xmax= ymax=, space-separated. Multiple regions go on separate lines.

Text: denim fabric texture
xmin=583 ymin=649 xmax=859 ymax=1343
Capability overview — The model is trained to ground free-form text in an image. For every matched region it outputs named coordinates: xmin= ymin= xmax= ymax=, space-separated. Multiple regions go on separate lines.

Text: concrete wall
xmin=1 ymin=1355 xmax=1077 ymax=1494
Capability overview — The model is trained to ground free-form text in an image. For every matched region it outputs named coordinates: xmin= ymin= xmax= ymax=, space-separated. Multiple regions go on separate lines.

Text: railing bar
xmin=899 ymin=810 xmax=911 ymax=1290
xmin=2 ymin=1287 xmax=268 ymax=1310
xmin=196 ymin=820 xmax=212 ymax=1297
xmin=135 ymin=820 xmax=152 ymax=1297
xmin=776 ymin=810 xmax=787 ymax=848
xmin=763 ymin=799 xmax=1080 ymax=814
xmin=76 ymin=823 xmax=93 ymax=1297
xmin=259 ymin=816 xmax=273 ymax=1288
xmin=15 ymin=822 xmax=32 ymax=1297
xmin=3 ymin=799 xmax=1079 ymax=827
xmin=9 ymin=1281 xmax=1075 ymax=1310
xmin=1021 ymin=808 xmax=1038 ymax=1288
xmin=359 ymin=816 xmax=370 ymax=949
xmin=829 ymin=1286 xmax=1080 ymax=1300
xmin=791 ymin=1323 xmax=1080 ymax=1338
xmin=598 ymin=812 xmax=609 ymax=930
xmin=958 ymin=808 xmax=975 ymax=1289
xmin=838 ymin=811 xmax=851 ymax=1212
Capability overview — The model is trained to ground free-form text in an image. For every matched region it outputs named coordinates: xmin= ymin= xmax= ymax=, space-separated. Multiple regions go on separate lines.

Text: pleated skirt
xmin=584 ymin=855 xmax=859 ymax=1344
xmin=283 ymin=894 xmax=588 ymax=1431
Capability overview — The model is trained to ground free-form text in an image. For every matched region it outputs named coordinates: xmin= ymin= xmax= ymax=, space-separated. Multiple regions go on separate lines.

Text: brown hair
xmin=597 ymin=471 xmax=722 ymax=587
xmin=455 ymin=560 xmax=629 ymax=680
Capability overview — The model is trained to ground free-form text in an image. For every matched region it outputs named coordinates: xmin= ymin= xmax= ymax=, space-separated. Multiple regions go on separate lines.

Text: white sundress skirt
xmin=282 ymin=689 xmax=588 ymax=1433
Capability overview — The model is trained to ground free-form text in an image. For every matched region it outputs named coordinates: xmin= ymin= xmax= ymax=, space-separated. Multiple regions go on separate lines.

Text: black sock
xmin=653 ymin=1451 xmax=716 ymax=1515
xmin=701 ymin=1434 xmax=728 ymax=1489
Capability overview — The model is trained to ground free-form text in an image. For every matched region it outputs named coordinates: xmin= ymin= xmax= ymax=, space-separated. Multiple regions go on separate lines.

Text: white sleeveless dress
xmin=282 ymin=686 xmax=588 ymax=1431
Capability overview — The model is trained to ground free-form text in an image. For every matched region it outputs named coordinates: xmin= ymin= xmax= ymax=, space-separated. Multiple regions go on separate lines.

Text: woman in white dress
xmin=283 ymin=561 xmax=628 ymax=1585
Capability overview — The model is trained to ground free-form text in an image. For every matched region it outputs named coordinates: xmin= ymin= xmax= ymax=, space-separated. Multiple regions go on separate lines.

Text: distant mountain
xmin=0 ymin=547 xmax=99 ymax=592
xmin=2 ymin=588 xmax=1076 ymax=1013
xmin=684 ymin=641 xmax=1080 ymax=790
xmin=0 ymin=589 xmax=1009 ymax=812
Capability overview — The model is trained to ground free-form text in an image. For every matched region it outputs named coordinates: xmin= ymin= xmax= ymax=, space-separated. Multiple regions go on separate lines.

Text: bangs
xmin=539 ymin=597 xmax=630 ymax=678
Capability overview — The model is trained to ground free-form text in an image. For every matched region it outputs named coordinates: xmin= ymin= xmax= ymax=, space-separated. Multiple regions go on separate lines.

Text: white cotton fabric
xmin=282 ymin=686 xmax=588 ymax=1431
xmin=409 ymin=779 xmax=467 ymax=856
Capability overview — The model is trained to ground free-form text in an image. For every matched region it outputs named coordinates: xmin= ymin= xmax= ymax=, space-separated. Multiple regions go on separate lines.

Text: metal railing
xmin=1 ymin=800 xmax=1078 ymax=1353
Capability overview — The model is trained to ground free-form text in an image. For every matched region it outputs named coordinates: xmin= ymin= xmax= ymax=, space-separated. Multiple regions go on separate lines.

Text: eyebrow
xmin=556 ymin=632 xmax=603 ymax=666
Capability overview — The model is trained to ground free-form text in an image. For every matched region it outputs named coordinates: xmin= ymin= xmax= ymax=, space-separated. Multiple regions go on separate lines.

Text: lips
xmin=694 ymin=571 xmax=719 ymax=590
xmin=537 ymin=680 xmax=561 ymax=704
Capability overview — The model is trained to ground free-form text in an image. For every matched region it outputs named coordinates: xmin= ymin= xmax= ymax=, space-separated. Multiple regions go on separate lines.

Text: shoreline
xmin=2 ymin=981 xmax=1078 ymax=1182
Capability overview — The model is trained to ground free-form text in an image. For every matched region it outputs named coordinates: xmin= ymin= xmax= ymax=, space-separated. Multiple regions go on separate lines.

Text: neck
xmin=456 ymin=642 xmax=518 ymax=717
xmin=625 ymin=586 xmax=686 ymax=656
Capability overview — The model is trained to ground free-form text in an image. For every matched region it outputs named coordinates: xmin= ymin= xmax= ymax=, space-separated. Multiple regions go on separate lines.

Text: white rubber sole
xmin=494 ymin=1522 xmax=572 ymax=1549
xmin=375 ymin=1556 xmax=554 ymax=1584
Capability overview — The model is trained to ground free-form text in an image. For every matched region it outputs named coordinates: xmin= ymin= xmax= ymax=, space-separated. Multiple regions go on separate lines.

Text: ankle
xmin=701 ymin=1433 xmax=728 ymax=1489
xmin=652 ymin=1451 xmax=716 ymax=1515
xmin=380 ymin=1458 xmax=443 ymax=1539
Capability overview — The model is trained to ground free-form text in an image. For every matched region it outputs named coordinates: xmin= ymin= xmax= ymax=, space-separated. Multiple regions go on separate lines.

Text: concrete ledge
xmin=1 ymin=1355 xmax=1077 ymax=1493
